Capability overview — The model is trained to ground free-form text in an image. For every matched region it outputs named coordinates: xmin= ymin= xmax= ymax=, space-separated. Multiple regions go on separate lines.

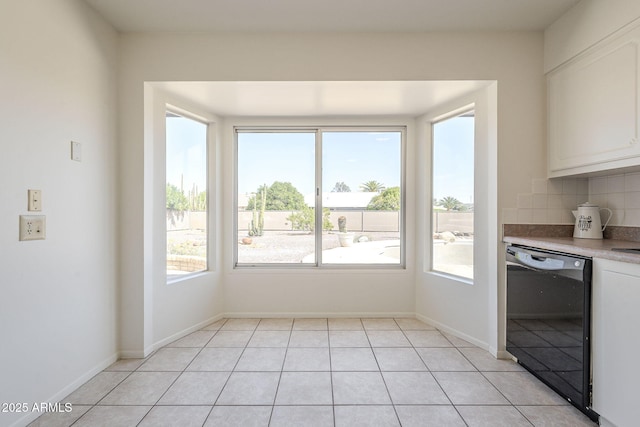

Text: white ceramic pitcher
xmin=572 ymin=202 xmax=612 ymax=239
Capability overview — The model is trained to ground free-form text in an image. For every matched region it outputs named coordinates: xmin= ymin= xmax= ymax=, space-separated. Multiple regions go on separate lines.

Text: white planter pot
xmin=338 ymin=232 xmax=355 ymax=247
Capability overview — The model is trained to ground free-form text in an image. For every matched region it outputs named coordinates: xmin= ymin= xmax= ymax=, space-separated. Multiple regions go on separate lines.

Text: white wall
xmin=410 ymin=34 xmax=545 ymax=354
xmin=117 ymin=82 xmax=226 ymax=358
xmin=146 ymin=88 xmax=224 ymax=352
xmin=222 ymin=116 xmax=416 ymax=317
xmin=415 ymin=85 xmax=500 ymax=353
xmin=118 ymin=32 xmax=548 ymax=353
xmin=0 ymin=1 xmax=118 ymax=426
xmin=545 ymin=0 xmax=640 ymax=72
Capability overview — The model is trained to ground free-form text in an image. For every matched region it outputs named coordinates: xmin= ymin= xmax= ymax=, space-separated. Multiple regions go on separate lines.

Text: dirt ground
xmin=166 ymin=229 xmax=400 ymax=264
xmin=237 ymin=230 xmax=399 ymax=264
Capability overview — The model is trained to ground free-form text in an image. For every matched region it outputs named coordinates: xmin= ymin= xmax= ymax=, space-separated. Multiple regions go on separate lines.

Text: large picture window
xmin=236 ymin=128 xmax=404 ymax=267
xmin=166 ymin=111 xmax=208 ymax=278
xmin=431 ymin=111 xmax=474 ymax=279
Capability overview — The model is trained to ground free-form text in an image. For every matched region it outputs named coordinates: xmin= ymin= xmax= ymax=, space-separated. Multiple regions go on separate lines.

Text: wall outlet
xmin=19 ymin=215 xmax=46 ymax=241
xmin=28 ymin=189 xmax=42 ymax=211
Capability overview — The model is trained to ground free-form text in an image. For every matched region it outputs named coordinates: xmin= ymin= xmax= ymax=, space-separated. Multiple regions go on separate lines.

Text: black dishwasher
xmin=506 ymin=245 xmax=598 ymax=422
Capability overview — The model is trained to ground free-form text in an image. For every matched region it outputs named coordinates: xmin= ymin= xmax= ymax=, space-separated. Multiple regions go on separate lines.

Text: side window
xmin=431 ymin=111 xmax=475 ymax=280
xmin=166 ymin=111 xmax=208 ymax=278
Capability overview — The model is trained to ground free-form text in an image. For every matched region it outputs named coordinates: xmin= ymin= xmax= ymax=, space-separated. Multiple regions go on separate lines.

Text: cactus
xmin=338 ymin=215 xmax=347 ymax=233
xmin=248 ymin=185 xmax=267 ymax=236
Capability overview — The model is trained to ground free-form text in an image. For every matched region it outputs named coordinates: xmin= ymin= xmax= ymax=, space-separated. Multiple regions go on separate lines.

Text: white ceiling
xmin=85 ymin=0 xmax=580 ymax=33
xmin=92 ymin=0 xmax=578 ymax=117
xmin=152 ymin=81 xmax=492 ymax=117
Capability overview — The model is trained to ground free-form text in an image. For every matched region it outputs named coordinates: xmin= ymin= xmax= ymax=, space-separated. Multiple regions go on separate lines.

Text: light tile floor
xmin=30 ymin=318 xmax=598 ymax=426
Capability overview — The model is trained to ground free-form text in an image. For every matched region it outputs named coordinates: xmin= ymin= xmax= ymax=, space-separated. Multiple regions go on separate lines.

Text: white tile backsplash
xmin=532 ymin=179 xmax=547 ymax=194
xmin=589 ymin=194 xmax=607 ymax=208
xmin=502 ymin=208 xmax=518 ymax=223
xmin=547 ymin=194 xmax=563 ymax=209
xmin=576 ymin=179 xmax=589 ymax=195
xmin=589 ymin=177 xmax=607 ymax=195
xmin=516 ymin=194 xmax=533 ymax=209
xmin=561 ymin=194 xmax=578 ymax=210
xmin=562 ymin=179 xmax=577 ymax=194
xmin=625 ymin=173 xmax=640 ymax=192
xmin=607 ymin=174 xmax=626 ymax=193
xmin=625 ymin=209 xmax=640 ymax=226
xmin=516 ymin=209 xmax=533 ymax=223
xmin=607 ymin=193 xmax=625 ymax=210
xmin=532 ymin=194 xmax=547 ymax=209
xmin=532 ymin=209 xmax=548 ymax=224
xmin=509 ymin=174 xmax=640 ymax=226
xmin=547 ymin=179 xmax=563 ymax=195
xmin=546 ymin=209 xmax=563 ymax=223
xmin=626 ymin=192 xmax=640 ymax=209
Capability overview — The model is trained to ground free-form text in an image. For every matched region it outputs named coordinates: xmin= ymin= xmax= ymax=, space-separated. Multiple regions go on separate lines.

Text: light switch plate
xmin=71 ymin=141 xmax=82 ymax=162
xmin=28 ymin=189 xmax=42 ymax=211
xmin=19 ymin=215 xmax=46 ymax=241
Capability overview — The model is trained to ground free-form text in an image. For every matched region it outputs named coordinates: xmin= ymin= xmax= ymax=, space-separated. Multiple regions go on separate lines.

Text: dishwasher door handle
xmin=507 ymin=247 xmax=565 ymax=271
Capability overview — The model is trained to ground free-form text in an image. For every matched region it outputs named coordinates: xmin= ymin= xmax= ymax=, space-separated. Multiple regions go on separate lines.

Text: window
xmin=431 ymin=111 xmax=474 ymax=279
xmin=236 ymin=128 xmax=404 ymax=267
xmin=237 ymin=131 xmax=316 ymax=264
xmin=166 ymin=111 xmax=208 ymax=278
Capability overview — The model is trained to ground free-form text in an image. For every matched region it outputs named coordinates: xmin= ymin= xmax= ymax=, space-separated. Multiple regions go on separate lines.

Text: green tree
xmin=287 ymin=207 xmax=333 ymax=232
xmin=438 ymin=196 xmax=463 ymax=211
xmin=246 ymin=181 xmax=306 ymax=211
xmin=332 ymin=181 xmax=351 ymax=192
xmin=360 ymin=180 xmax=386 ymax=193
xmin=366 ymin=186 xmax=400 ymax=211
xmin=166 ymin=183 xmax=189 ymax=211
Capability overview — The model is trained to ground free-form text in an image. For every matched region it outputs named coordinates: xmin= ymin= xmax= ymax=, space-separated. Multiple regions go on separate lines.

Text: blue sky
xmin=237 ymin=131 xmax=401 ymax=197
xmin=433 ymin=115 xmax=475 ymax=204
xmin=166 ymin=115 xmax=207 ymax=193
xmin=167 ymin=118 xmax=474 ymax=204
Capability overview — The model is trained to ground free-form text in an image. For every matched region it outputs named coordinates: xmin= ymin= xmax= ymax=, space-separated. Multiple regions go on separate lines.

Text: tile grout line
xmin=201 ymin=318 xmax=253 ymax=427
xmin=266 ymin=319 xmax=295 ymax=426
xmin=192 ymin=318 xmax=231 ymax=427
xmin=398 ymin=321 xmax=471 ymax=427
xmin=385 ymin=318 xmax=415 ymax=426
xmin=71 ymin=318 xmax=230 ymax=427
xmin=363 ymin=319 xmax=403 ymax=426
xmin=150 ymin=318 xmax=230 ymax=427
xmin=67 ymin=370 xmax=136 ymax=427
xmin=32 ymin=317 xmax=597 ymax=426
xmin=326 ymin=318 xmax=336 ymax=427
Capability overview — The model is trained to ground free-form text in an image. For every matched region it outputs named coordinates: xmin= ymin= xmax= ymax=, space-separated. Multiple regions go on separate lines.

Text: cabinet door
xmin=592 ymin=258 xmax=640 ymax=427
xmin=548 ymin=25 xmax=640 ymax=177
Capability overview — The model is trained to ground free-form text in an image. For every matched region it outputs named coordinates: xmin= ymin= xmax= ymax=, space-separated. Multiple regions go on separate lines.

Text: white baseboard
xmin=118 ymin=349 xmax=147 ymax=359
xmin=495 ymin=349 xmax=515 ymax=360
xmin=598 ymin=415 xmax=616 ymax=427
xmin=415 ymin=313 xmax=489 ymax=351
xmin=117 ymin=315 xmax=225 ymax=359
xmin=148 ymin=314 xmax=225 ymax=355
xmin=10 ymin=352 xmax=118 ymax=427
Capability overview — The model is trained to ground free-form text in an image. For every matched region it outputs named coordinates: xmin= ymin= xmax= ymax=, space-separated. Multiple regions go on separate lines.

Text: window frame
xmin=165 ymin=106 xmax=211 ymax=282
xmin=233 ymin=125 xmax=406 ymax=269
xmin=429 ymin=107 xmax=475 ymax=283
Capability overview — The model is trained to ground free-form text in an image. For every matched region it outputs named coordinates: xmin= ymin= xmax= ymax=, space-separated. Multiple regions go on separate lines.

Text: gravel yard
xmin=166 ymin=229 xmax=400 ymax=265
xmin=238 ymin=230 xmax=400 ymax=264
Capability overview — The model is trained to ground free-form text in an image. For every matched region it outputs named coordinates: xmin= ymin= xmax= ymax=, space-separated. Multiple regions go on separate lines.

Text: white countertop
xmin=503 ymin=236 xmax=640 ymax=264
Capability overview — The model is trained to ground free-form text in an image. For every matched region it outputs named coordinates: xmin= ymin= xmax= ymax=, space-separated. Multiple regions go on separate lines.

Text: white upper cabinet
xmin=548 ymin=23 xmax=640 ymax=177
